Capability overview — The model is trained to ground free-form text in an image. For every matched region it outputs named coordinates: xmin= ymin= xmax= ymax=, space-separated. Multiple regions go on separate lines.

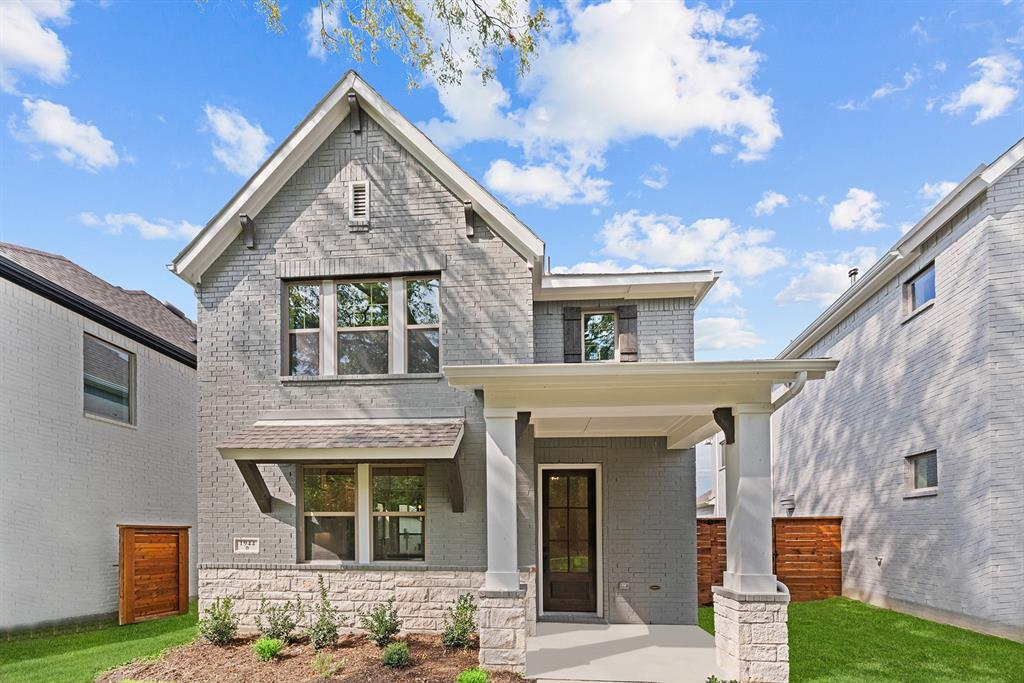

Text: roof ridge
xmin=0 ymin=241 xmax=71 ymax=262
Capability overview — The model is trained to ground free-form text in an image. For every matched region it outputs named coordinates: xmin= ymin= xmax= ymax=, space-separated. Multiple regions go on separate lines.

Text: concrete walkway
xmin=526 ymin=622 xmax=727 ymax=683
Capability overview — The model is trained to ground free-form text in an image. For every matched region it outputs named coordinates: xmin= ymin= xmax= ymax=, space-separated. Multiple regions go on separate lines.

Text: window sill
xmin=904 ymin=487 xmax=938 ymax=499
xmin=280 ymin=373 xmax=443 ymax=385
xmin=901 ymin=299 xmax=934 ymax=325
xmin=83 ymin=411 xmax=137 ymax=429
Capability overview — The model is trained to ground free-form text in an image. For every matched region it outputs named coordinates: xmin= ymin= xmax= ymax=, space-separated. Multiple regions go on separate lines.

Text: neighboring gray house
xmin=170 ymin=72 xmax=837 ymax=681
xmin=773 ymin=139 xmax=1024 ymax=642
xmin=0 ymin=242 xmax=198 ymax=632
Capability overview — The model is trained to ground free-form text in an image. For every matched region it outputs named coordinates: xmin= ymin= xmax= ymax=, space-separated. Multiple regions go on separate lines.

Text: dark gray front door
xmin=542 ymin=469 xmax=597 ymax=612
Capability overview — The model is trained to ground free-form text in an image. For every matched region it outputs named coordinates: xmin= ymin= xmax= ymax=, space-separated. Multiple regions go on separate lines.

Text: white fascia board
xmin=535 ymin=270 xmax=717 ymax=302
xmin=171 ymin=71 xmax=545 ymax=285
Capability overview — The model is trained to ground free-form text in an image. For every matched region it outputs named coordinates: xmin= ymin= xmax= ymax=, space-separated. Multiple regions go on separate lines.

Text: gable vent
xmin=349 ymin=181 xmax=369 ymax=224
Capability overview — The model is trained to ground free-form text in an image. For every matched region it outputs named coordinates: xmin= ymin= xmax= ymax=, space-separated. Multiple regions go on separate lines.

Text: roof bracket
xmin=713 ymin=407 xmax=735 ymax=445
xmin=235 ymin=461 xmax=272 ymax=513
xmin=348 ymin=92 xmax=361 ymax=134
xmin=447 ymin=452 xmax=465 ymax=513
xmin=464 ymin=201 xmax=475 ymax=237
xmin=239 ymin=214 xmax=256 ymax=249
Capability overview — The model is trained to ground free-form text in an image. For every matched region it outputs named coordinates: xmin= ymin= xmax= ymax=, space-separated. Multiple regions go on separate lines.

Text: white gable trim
xmin=170 ymin=71 xmax=545 ymax=285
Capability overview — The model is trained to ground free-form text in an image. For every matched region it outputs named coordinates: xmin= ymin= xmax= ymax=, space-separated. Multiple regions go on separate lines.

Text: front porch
xmin=527 ymin=622 xmax=725 ymax=683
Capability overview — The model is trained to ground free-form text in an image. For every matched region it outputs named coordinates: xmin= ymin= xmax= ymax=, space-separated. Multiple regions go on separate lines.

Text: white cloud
xmin=80 ymin=212 xmax=201 ymax=240
xmin=596 ymin=210 xmax=786 ymax=278
xmin=708 ymin=279 xmax=742 ymax=303
xmin=829 ymin=188 xmax=885 ymax=231
xmin=752 ymin=190 xmax=788 ymax=216
xmin=911 ymin=18 xmax=930 ymax=43
xmin=695 ymin=317 xmax=765 ymax=350
xmin=551 ymin=260 xmax=659 ymax=274
xmin=303 ymin=2 xmax=339 ymax=62
xmin=775 ymin=247 xmax=879 ymax=306
xmin=871 ymin=68 xmax=919 ymax=100
xmin=422 ymin=1 xmax=780 ymax=205
xmin=942 ymin=54 xmax=1022 ymax=124
xmin=484 ymin=158 xmax=610 ymax=206
xmin=710 ymin=143 xmax=730 ymax=155
xmin=899 ymin=221 xmax=916 ymax=235
xmin=933 ymin=61 xmax=947 ymax=73
xmin=640 ymin=163 xmax=669 ymax=190
xmin=12 ymin=98 xmax=118 ymax=171
xmin=202 ymin=104 xmax=273 ymax=176
xmin=0 ymin=0 xmax=72 ymax=93
xmin=918 ymin=180 xmax=957 ymax=206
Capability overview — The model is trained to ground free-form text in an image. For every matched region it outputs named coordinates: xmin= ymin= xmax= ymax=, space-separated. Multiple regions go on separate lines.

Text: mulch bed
xmin=97 ymin=633 xmax=527 ymax=683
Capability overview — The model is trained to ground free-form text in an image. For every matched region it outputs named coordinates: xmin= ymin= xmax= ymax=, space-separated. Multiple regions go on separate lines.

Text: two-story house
xmin=0 ymin=242 xmax=197 ymax=633
xmin=773 ymin=138 xmax=1024 ymax=642
xmin=170 ymin=72 xmax=837 ymax=682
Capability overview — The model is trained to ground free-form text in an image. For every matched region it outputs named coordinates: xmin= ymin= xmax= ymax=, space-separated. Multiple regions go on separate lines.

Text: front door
xmin=542 ymin=469 xmax=597 ymax=613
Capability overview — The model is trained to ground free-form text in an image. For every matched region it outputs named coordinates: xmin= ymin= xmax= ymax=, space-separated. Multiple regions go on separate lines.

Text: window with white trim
xmin=83 ymin=334 xmax=135 ymax=424
xmin=284 ymin=275 xmax=441 ymax=376
xmin=905 ymin=451 xmax=937 ymax=494
xmin=302 ymin=466 xmax=357 ymax=561
xmin=904 ymin=262 xmax=935 ymax=316
xmin=372 ymin=466 xmax=425 ymax=561
xmin=583 ymin=311 xmax=616 ymax=362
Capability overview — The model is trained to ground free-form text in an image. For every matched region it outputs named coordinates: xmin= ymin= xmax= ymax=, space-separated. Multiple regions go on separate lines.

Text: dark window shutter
xmin=617 ymin=305 xmax=638 ymax=362
xmin=563 ymin=307 xmax=582 ymax=363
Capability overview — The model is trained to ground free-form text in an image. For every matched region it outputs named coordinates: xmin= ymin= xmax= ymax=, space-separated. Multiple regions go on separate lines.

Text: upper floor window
xmin=583 ymin=311 xmax=616 ymax=362
xmin=285 ymin=275 xmax=441 ymax=376
xmin=83 ymin=334 xmax=134 ymax=424
xmin=905 ymin=451 xmax=938 ymax=496
xmin=904 ymin=263 xmax=935 ymax=316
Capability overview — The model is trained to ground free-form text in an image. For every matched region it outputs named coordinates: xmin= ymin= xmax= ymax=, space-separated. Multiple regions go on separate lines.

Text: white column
xmin=357 ymin=463 xmax=371 ymax=562
xmin=723 ymin=403 xmax=777 ymax=594
xmin=483 ymin=407 xmax=519 ymax=592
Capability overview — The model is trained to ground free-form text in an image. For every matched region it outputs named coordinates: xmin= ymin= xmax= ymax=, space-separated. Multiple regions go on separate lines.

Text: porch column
xmin=723 ymin=404 xmax=776 ymax=594
xmin=483 ymin=407 xmax=519 ymax=592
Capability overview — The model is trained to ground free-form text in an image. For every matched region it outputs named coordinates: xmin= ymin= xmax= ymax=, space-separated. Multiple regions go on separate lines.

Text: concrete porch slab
xmin=526 ymin=622 xmax=727 ymax=683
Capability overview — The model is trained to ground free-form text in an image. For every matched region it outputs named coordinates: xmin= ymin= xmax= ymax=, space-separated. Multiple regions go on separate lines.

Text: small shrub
xmin=198 ymin=597 xmax=238 ymax=645
xmin=441 ymin=594 xmax=478 ymax=649
xmin=252 ymin=636 xmax=284 ymax=662
xmin=256 ymin=596 xmax=305 ymax=642
xmin=380 ymin=640 xmax=410 ymax=668
xmin=358 ymin=599 xmax=401 ymax=647
xmin=309 ymin=574 xmax=347 ymax=650
xmin=311 ymin=651 xmax=344 ymax=680
xmin=456 ymin=666 xmax=490 ymax=683
xmin=706 ymin=677 xmax=739 ymax=683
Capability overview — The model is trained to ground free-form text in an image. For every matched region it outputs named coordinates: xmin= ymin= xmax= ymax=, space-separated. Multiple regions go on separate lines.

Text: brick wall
xmin=773 ymin=157 xmax=1024 ymax=637
xmin=0 ymin=280 xmax=197 ymax=631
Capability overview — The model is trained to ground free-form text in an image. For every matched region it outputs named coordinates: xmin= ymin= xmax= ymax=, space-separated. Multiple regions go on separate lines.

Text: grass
xmin=0 ymin=602 xmax=197 ymax=683
xmin=698 ymin=597 xmax=1024 ymax=682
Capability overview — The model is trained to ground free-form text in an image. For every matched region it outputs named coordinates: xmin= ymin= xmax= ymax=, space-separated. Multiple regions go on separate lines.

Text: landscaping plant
xmin=256 ymin=596 xmax=305 ymax=642
xmin=252 ymin=636 xmax=284 ymax=662
xmin=311 ymin=651 xmax=344 ymax=680
xmin=357 ymin=598 xmax=402 ymax=646
xmin=308 ymin=574 xmax=347 ymax=650
xmin=197 ymin=597 xmax=238 ymax=645
xmin=380 ymin=640 xmax=411 ymax=668
xmin=441 ymin=594 xmax=478 ymax=649
xmin=456 ymin=666 xmax=490 ymax=683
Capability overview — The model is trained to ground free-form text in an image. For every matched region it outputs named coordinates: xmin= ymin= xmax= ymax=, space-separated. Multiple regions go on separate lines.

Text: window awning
xmin=218 ymin=419 xmax=464 ymax=461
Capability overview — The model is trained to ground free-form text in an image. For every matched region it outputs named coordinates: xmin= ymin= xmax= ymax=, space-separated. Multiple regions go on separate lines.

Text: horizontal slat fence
xmin=696 ymin=516 xmax=842 ymax=604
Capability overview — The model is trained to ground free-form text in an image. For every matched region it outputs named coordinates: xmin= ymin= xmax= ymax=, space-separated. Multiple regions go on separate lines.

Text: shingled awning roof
xmin=219 ymin=418 xmax=466 ymax=514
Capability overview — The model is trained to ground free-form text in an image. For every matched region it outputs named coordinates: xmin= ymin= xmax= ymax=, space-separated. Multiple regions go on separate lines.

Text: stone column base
xmin=477 ymin=569 xmax=535 ymax=672
xmin=712 ymin=585 xmax=790 ymax=683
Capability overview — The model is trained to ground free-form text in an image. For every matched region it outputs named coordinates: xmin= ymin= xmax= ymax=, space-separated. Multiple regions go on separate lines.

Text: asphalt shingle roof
xmin=218 ymin=420 xmax=465 ymax=451
xmin=0 ymin=242 xmax=196 ymax=356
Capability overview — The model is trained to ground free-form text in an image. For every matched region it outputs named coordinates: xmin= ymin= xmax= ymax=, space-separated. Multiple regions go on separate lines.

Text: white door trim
xmin=536 ymin=463 xmax=603 ymax=618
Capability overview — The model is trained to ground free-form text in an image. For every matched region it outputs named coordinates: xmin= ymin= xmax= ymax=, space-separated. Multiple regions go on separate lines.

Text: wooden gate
xmin=118 ymin=525 xmax=189 ymax=625
xmin=696 ymin=516 xmax=842 ymax=604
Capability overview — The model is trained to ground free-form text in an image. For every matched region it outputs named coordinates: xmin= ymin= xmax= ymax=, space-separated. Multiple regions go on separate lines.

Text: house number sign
xmin=233 ymin=537 xmax=260 ymax=554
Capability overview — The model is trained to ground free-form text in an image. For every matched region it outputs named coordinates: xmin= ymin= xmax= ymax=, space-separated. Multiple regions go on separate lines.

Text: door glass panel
xmin=548 ymin=509 xmax=567 ymax=541
xmin=549 ymin=541 xmax=568 ymax=572
xmin=570 ymin=542 xmax=590 ymax=573
xmin=569 ymin=508 xmax=589 ymax=541
xmin=548 ymin=475 xmax=567 ymax=507
xmin=569 ymin=476 xmax=589 ymax=507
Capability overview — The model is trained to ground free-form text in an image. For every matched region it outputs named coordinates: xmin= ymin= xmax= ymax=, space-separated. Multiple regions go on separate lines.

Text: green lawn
xmin=699 ymin=597 xmax=1024 ymax=682
xmin=0 ymin=603 xmax=197 ymax=683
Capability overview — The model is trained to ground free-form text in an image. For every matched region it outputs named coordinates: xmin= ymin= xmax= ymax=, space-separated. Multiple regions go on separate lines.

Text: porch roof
xmin=444 ymin=359 xmax=838 ymax=448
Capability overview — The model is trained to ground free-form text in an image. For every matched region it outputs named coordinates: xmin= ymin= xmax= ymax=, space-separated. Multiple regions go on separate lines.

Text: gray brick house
xmin=0 ymin=243 xmax=197 ymax=632
xmin=773 ymin=139 xmax=1024 ymax=642
xmin=170 ymin=72 xmax=837 ymax=681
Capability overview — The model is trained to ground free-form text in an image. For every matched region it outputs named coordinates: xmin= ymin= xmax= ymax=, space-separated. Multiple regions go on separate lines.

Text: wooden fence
xmin=118 ymin=525 xmax=190 ymax=625
xmin=696 ymin=516 xmax=842 ymax=604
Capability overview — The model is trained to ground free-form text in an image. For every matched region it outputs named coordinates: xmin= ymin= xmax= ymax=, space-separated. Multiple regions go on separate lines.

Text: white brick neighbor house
xmin=0 ymin=243 xmax=198 ymax=632
xmin=773 ymin=139 xmax=1024 ymax=642
xmin=170 ymin=72 xmax=839 ymax=682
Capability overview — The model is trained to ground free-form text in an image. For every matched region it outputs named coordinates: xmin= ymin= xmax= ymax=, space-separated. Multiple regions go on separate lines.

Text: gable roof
xmin=0 ymin=242 xmax=197 ymax=367
xmin=778 ymin=136 xmax=1024 ymax=360
xmin=170 ymin=71 xmax=545 ymax=285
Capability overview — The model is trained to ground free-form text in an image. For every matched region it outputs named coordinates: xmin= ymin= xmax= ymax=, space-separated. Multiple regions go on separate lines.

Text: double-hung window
xmin=83 ymin=334 xmax=134 ymax=424
xmin=583 ymin=311 xmax=616 ymax=362
xmin=285 ymin=275 xmax=441 ymax=376
xmin=303 ymin=467 xmax=357 ymax=561
xmin=337 ymin=281 xmax=390 ymax=375
xmin=372 ymin=466 xmax=426 ymax=561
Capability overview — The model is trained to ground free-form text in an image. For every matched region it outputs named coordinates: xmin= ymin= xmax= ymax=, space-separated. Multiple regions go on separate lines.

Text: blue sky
xmin=2 ymin=0 xmax=1022 ymax=363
